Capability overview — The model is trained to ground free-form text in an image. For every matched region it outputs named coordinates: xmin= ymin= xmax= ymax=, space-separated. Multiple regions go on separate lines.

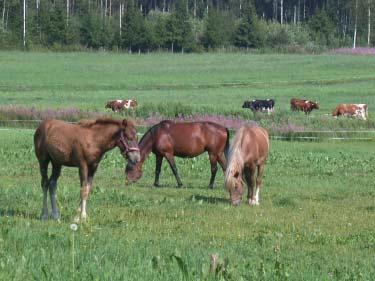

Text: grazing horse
xmin=34 ymin=118 xmax=140 ymax=222
xmin=125 ymin=120 xmax=230 ymax=188
xmin=225 ymin=125 xmax=269 ymax=206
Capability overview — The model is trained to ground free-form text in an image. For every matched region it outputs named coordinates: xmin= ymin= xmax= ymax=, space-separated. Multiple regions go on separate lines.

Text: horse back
xmin=242 ymin=126 xmax=269 ymax=164
xmin=155 ymin=121 xmax=227 ymax=157
xmin=34 ymin=119 xmax=86 ymax=165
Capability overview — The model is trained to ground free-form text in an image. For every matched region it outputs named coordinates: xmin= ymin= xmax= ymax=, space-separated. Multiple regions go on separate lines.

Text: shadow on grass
xmin=0 ymin=208 xmax=40 ymax=220
xmin=189 ymin=194 xmax=228 ymax=205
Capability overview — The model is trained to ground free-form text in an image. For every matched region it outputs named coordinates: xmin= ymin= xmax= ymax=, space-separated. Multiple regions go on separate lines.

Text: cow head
xmin=105 ymin=101 xmax=114 ymax=109
xmin=242 ymin=101 xmax=253 ymax=109
xmin=311 ymin=101 xmax=319 ymax=109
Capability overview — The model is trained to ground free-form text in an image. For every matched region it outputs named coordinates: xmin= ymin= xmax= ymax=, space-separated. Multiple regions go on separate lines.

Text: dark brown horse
xmin=125 ymin=120 xmax=230 ymax=188
xmin=34 ymin=118 xmax=140 ymax=222
xmin=225 ymin=125 xmax=269 ymax=206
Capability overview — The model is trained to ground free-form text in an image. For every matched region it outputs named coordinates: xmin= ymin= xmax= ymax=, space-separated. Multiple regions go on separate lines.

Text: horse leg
xmin=38 ymin=158 xmax=50 ymax=220
xmin=217 ymin=153 xmax=227 ymax=171
xmin=208 ymin=154 xmax=218 ymax=189
xmin=254 ymin=164 xmax=266 ymax=205
xmin=154 ymin=155 xmax=163 ymax=187
xmin=245 ymin=165 xmax=257 ymax=206
xmin=49 ymin=163 xmax=62 ymax=220
xmin=165 ymin=153 xmax=183 ymax=187
xmin=74 ymin=164 xmax=91 ymax=223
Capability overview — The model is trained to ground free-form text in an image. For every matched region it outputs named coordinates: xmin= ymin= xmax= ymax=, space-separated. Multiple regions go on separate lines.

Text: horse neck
xmin=91 ymin=124 xmax=121 ymax=152
xmin=138 ymin=130 xmax=154 ymax=164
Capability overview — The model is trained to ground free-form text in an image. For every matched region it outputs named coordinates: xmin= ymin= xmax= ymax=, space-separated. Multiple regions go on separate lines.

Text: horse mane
xmin=139 ymin=120 xmax=171 ymax=145
xmin=224 ymin=125 xmax=250 ymax=189
xmin=79 ymin=118 xmax=123 ymax=128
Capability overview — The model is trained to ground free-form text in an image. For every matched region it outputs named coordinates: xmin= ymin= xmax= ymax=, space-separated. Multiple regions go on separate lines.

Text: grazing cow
xmin=332 ymin=104 xmax=368 ymax=120
xmin=242 ymin=99 xmax=275 ymax=114
xmin=290 ymin=98 xmax=319 ymax=114
xmin=105 ymin=99 xmax=138 ymax=112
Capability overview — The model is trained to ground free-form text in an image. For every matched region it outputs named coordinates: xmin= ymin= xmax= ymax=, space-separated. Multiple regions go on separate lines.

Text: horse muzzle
xmin=124 ymin=148 xmax=141 ymax=164
xmin=231 ymin=199 xmax=241 ymax=206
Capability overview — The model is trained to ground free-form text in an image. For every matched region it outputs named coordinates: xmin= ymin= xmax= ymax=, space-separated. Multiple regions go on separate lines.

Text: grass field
xmin=1 ymin=51 xmax=375 ymax=131
xmin=1 ymin=51 xmax=375 ymax=280
xmin=0 ymin=129 xmax=375 ymax=280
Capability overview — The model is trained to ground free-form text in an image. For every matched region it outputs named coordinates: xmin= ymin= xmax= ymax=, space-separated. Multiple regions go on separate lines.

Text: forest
xmin=0 ymin=0 xmax=374 ymax=52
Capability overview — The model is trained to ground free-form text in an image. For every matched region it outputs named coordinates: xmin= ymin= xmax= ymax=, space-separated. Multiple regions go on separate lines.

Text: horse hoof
xmin=153 ymin=183 xmax=160 ymax=188
xmin=248 ymin=199 xmax=259 ymax=206
xmin=51 ymin=212 xmax=60 ymax=220
xmin=41 ymin=214 xmax=49 ymax=221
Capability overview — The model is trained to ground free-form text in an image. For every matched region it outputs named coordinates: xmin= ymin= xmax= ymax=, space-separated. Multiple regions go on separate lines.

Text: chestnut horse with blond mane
xmin=225 ymin=125 xmax=269 ymax=206
xmin=126 ymin=120 xmax=230 ymax=188
xmin=34 ymin=118 xmax=140 ymax=222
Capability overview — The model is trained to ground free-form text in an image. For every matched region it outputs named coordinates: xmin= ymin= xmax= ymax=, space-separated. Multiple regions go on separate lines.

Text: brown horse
xmin=225 ymin=125 xmax=269 ymax=206
xmin=34 ymin=118 xmax=140 ymax=222
xmin=125 ymin=120 xmax=230 ymax=188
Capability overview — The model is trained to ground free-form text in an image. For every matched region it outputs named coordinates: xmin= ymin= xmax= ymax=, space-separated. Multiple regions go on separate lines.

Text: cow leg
xmin=254 ymin=164 xmax=266 ymax=205
xmin=154 ymin=155 xmax=163 ymax=187
xmin=38 ymin=158 xmax=50 ymax=220
xmin=165 ymin=153 xmax=183 ymax=187
xmin=49 ymin=163 xmax=62 ymax=220
xmin=208 ymin=154 xmax=218 ymax=189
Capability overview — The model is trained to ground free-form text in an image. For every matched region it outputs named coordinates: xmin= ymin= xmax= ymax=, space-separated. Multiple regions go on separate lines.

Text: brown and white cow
xmin=332 ymin=104 xmax=368 ymax=120
xmin=290 ymin=98 xmax=319 ymax=114
xmin=105 ymin=99 xmax=138 ymax=112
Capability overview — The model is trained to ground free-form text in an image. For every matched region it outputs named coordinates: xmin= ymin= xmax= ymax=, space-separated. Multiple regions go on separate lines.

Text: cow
xmin=290 ymin=98 xmax=319 ymax=114
xmin=242 ymin=99 xmax=275 ymax=114
xmin=332 ymin=104 xmax=368 ymax=120
xmin=105 ymin=99 xmax=138 ymax=112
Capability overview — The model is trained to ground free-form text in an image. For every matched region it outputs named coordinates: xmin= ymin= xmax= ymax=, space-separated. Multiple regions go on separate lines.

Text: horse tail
xmin=224 ymin=128 xmax=230 ymax=160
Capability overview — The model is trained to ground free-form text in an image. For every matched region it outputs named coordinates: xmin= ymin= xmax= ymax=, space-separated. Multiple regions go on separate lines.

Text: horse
xmin=224 ymin=125 xmax=269 ymax=206
xmin=34 ymin=118 xmax=140 ymax=222
xmin=125 ymin=120 xmax=230 ymax=188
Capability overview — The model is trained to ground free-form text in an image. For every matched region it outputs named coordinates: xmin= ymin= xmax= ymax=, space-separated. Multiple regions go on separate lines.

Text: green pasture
xmin=1 ymin=52 xmax=375 ymax=123
xmin=1 ymin=129 xmax=375 ymax=280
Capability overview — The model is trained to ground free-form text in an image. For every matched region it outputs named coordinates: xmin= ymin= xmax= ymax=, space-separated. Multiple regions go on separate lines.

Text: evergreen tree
xmin=121 ymin=2 xmax=149 ymax=52
xmin=166 ymin=0 xmax=195 ymax=52
xmin=308 ymin=9 xmax=337 ymax=46
xmin=202 ymin=9 xmax=235 ymax=49
xmin=46 ymin=3 xmax=67 ymax=45
xmin=234 ymin=2 xmax=264 ymax=48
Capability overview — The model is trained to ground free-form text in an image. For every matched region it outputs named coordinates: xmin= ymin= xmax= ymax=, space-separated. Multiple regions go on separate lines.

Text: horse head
xmin=225 ymin=164 xmax=245 ymax=206
xmin=125 ymin=161 xmax=143 ymax=183
xmin=117 ymin=119 xmax=140 ymax=165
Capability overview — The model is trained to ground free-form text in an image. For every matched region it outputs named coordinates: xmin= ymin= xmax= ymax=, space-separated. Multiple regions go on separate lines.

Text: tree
xmin=121 ymin=1 xmax=150 ymax=52
xmin=165 ymin=0 xmax=195 ymax=52
xmin=308 ymin=9 xmax=337 ymax=46
xmin=234 ymin=2 xmax=264 ymax=48
xmin=202 ymin=9 xmax=235 ymax=49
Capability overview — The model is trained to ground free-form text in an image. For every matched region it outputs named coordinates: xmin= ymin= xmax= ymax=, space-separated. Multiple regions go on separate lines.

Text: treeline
xmin=0 ymin=0 xmax=374 ymax=52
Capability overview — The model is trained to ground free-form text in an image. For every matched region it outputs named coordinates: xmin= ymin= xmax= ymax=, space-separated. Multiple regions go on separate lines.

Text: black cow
xmin=242 ymin=99 xmax=275 ymax=114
